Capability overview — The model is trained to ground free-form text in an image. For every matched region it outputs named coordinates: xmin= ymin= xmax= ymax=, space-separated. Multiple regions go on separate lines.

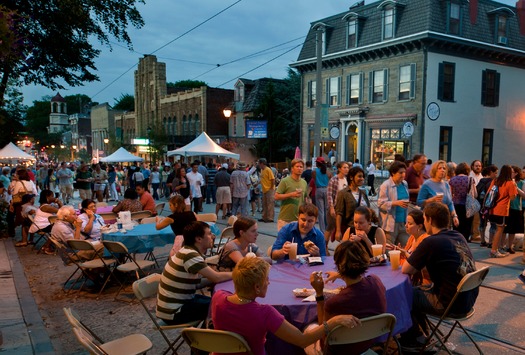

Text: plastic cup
xmin=288 ymin=242 xmax=298 ymax=261
xmin=389 ymin=250 xmax=401 ymax=270
xmin=372 ymin=244 xmax=383 ymax=257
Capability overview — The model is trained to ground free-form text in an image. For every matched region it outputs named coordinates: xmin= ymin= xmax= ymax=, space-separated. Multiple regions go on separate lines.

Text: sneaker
xmin=518 ymin=274 xmax=525 ymax=284
xmin=498 ymin=248 xmax=509 ymax=255
xmin=489 ymin=250 xmax=506 ymax=258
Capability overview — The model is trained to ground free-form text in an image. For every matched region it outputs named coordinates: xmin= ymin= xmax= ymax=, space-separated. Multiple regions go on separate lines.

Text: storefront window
xmin=371 ymin=139 xmax=406 ymax=173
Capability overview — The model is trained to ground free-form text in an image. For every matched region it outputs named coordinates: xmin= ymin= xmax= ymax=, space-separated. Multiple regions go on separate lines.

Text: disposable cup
xmin=288 ymin=242 xmax=298 ymax=261
xmin=372 ymin=244 xmax=383 ymax=257
xmin=389 ymin=250 xmax=401 ymax=270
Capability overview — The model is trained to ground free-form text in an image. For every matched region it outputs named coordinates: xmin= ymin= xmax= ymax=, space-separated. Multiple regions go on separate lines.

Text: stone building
xmin=48 ymin=93 xmax=68 ymax=134
xmin=291 ymin=0 xmax=525 ymax=171
xmin=90 ymin=103 xmax=123 ymax=159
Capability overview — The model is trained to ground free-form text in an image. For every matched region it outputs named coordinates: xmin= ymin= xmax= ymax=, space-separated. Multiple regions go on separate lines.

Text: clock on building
xmin=426 ymin=102 xmax=440 ymax=121
xmin=330 ymin=126 xmax=340 ymax=139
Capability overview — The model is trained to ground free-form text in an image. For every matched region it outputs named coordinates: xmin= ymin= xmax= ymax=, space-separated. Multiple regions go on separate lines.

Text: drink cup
xmin=436 ymin=192 xmax=444 ymax=201
xmin=372 ymin=244 xmax=383 ymax=257
xmin=288 ymin=242 xmax=298 ymax=261
xmin=389 ymin=250 xmax=401 ymax=270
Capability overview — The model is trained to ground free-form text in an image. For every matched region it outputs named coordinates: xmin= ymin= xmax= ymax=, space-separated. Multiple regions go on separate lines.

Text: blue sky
xmin=20 ymin=0 xmax=516 ymax=107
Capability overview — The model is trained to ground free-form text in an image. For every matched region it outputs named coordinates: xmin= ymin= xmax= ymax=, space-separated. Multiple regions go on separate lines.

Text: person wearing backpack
xmin=486 ymin=165 xmax=518 ymax=258
xmin=477 ymin=165 xmax=498 ymax=247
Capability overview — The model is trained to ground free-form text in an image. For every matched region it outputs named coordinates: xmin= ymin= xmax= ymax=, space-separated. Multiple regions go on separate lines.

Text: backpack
xmin=483 ymin=184 xmax=499 ymax=209
xmin=476 ymin=178 xmax=491 ymax=203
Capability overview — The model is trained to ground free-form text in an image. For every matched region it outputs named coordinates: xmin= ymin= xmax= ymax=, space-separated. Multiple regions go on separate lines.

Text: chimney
xmin=470 ymin=0 xmax=478 ymax=24
xmin=518 ymin=0 xmax=525 ymax=35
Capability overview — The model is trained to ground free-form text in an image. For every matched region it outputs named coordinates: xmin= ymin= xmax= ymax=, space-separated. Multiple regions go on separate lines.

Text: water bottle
xmin=117 ymin=218 xmax=123 ymax=230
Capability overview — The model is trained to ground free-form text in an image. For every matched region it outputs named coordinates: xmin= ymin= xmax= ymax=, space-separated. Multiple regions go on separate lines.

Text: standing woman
xmin=366 ymin=160 xmax=376 ymax=196
xmin=312 ymin=157 xmax=332 ymax=234
xmin=172 ymin=167 xmax=191 ymax=211
xmin=9 ymin=168 xmax=38 ymax=232
xmin=502 ymin=166 xmax=525 ymax=254
xmin=150 ymin=166 xmax=161 ymax=200
xmin=417 ymin=160 xmax=459 ymax=228
xmin=47 ymin=167 xmax=56 ymax=193
xmin=449 ymin=162 xmax=474 ymax=241
xmin=325 ymin=161 xmax=350 ymax=244
xmin=488 ymin=165 xmax=518 ymax=258
xmin=334 ymin=166 xmax=369 ymax=241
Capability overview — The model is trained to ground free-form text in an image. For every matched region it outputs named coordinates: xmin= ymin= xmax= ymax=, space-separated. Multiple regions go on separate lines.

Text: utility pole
xmin=313 ymin=23 xmax=325 ymax=159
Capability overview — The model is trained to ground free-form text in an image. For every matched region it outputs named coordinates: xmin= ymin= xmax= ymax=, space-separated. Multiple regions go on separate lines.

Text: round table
xmin=215 ymin=257 xmax=413 ymax=354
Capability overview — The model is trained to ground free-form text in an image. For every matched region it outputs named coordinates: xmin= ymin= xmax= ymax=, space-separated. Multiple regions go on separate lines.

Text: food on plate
xmin=293 ymin=287 xmax=342 ymax=298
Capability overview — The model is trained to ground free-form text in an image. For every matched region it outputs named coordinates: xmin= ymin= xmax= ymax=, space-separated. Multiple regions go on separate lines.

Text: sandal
xmin=15 ymin=242 xmax=28 ymax=247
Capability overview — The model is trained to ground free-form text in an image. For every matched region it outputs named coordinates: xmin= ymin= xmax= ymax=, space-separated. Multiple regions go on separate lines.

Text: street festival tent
xmin=0 ymin=142 xmax=36 ymax=161
xmin=100 ymin=147 xmax=144 ymax=163
xmin=167 ymin=132 xmax=240 ymax=160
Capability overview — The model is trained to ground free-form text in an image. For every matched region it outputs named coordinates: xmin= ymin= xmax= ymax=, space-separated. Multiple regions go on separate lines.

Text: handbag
xmin=466 ymin=178 xmax=480 ymax=218
xmin=12 ymin=181 xmax=28 ymax=204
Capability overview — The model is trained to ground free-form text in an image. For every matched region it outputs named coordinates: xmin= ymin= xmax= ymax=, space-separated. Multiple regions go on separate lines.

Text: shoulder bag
xmin=466 ymin=177 xmax=481 ymax=218
xmin=12 ymin=181 xmax=28 ymax=204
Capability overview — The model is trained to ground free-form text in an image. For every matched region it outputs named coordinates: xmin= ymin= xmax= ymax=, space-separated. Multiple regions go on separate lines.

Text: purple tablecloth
xmin=102 ymin=223 xmax=175 ymax=253
xmin=215 ymin=257 xmax=413 ymax=354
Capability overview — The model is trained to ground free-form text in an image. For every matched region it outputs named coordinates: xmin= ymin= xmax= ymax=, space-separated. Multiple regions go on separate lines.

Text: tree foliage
xmin=0 ymin=78 xmax=25 ymax=146
xmin=0 ymin=0 xmax=145 ymax=106
xmin=167 ymin=80 xmax=208 ymax=89
xmin=113 ymin=94 xmax=135 ymax=111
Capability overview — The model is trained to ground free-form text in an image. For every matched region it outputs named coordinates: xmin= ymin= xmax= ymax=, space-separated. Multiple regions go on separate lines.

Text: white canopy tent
xmin=167 ymin=132 xmax=240 ymax=160
xmin=100 ymin=147 xmax=144 ymax=163
xmin=0 ymin=142 xmax=36 ymax=161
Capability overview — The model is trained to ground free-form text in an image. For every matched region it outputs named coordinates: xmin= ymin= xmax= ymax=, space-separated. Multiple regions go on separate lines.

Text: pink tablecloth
xmin=215 ymin=257 xmax=413 ymax=354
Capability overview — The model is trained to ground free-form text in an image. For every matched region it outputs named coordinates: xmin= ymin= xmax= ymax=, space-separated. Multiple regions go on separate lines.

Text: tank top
xmin=315 ymin=168 xmax=329 ymax=187
xmin=350 ymin=225 xmax=378 ymax=257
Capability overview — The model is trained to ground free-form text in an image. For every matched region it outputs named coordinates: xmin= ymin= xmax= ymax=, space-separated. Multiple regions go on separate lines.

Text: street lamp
xmin=223 ymin=109 xmax=231 ymax=140
xmin=71 ymin=145 xmax=77 ymax=162
xmin=103 ymin=138 xmax=109 ymax=158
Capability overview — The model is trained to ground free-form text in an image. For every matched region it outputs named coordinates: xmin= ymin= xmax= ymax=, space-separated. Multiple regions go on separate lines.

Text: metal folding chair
xmin=27 ymin=214 xmax=51 ymax=253
xmin=131 ymin=210 xmax=152 ymax=222
xmin=155 ymin=202 xmax=166 ymax=216
xmin=196 ymin=213 xmax=218 ymax=223
xmin=210 ymin=226 xmax=234 ymax=256
xmin=182 ymin=327 xmax=253 ymax=354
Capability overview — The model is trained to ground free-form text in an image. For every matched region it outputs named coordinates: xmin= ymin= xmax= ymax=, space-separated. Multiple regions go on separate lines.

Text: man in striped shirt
xmin=156 ymin=221 xmax=232 ymax=325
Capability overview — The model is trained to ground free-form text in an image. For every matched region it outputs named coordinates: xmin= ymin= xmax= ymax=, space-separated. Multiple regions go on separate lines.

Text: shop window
xmin=307 ymin=81 xmax=317 ymax=108
xmin=481 ymin=69 xmax=500 ymax=107
xmin=482 ymin=129 xmax=493 ymax=166
xmin=399 ymin=64 xmax=416 ymax=100
xmin=369 ymin=69 xmax=389 ymax=103
xmin=347 ymin=73 xmax=363 ymax=105
xmin=439 ymin=126 xmax=453 ymax=161
xmin=438 ymin=62 xmax=455 ymax=102
xmin=326 ymin=77 xmax=341 ymax=106
xmin=448 ymin=2 xmax=461 ymax=35
xmin=371 ymin=139 xmax=405 ymax=171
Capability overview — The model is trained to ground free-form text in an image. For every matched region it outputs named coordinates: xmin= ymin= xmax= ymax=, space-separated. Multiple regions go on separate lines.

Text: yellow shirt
xmin=260 ymin=166 xmax=275 ymax=193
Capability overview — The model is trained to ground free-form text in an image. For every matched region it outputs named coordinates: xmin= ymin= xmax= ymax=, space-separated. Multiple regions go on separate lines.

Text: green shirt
xmin=276 ymin=176 xmax=308 ymax=222
xmin=75 ymin=171 xmax=92 ymax=190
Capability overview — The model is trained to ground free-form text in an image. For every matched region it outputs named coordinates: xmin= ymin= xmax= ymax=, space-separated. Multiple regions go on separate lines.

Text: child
xmin=17 ymin=194 xmax=38 ymax=247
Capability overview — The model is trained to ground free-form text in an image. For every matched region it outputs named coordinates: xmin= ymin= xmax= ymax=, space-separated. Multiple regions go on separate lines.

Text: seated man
xmin=51 ymin=205 xmax=104 ymax=260
xmin=401 ymin=202 xmax=478 ymax=350
xmin=156 ymin=221 xmax=232 ymax=325
xmin=270 ymin=203 xmax=327 ymax=261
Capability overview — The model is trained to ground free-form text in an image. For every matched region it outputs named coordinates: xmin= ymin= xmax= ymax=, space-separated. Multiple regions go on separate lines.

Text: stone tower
xmin=48 ymin=92 xmax=69 ymax=133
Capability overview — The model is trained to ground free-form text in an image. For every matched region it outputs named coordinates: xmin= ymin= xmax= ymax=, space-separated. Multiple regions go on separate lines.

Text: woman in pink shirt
xmin=135 ymin=185 xmax=156 ymax=215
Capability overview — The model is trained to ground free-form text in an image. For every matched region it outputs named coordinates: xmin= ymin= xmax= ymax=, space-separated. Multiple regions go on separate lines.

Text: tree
xmin=113 ymin=94 xmax=135 ymax=111
xmin=0 ymin=78 xmax=25 ymax=146
xmin=64 ymin=94 xmax=93 ymax=114
xmin=0 ymin=1 xmax=145 ymax=106
xmin=167 ymin=80 xmax=208 ymax=89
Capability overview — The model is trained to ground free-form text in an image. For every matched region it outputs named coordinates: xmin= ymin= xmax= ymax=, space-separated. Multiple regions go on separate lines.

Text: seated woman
xmin=112 ymin=188 xmax=143 ymax=213
xmin=313 ymin=241 xmax=387 ymax=354
xmin=387 ymin=209 xmax=431 ymax=286
xmin=211 ymin=257 xmax=360 ymax=355
xmin=217 ymin=216 xmax=267 ymax=271
xmin=155 ymin=195 xmax=197 ymax=256
xmin=342 ymin=206 xmax=386 ymax=256
xmin=18 ymin=194 xmax=38 ymax=247
xmin=78 ymin=199 xmax=105 ymax=242
xmin=28 ymin=190 xmax=62 ymax=252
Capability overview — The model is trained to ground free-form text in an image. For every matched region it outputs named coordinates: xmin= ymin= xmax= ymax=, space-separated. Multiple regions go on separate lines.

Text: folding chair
xmin=140 ymin=216 xmax=157 ymax=224
xmin=227 ymin=215 xmax=237 ymax=226
xmin=420 ymin=266 xmax=490 ymax=355
xmin=210 ymin=226 xmax=234 ymax=256
xmin=131 ymin=210 xmax=152 ymax=222
xmin=326 ymin=313 xmax=397 ymax=355
xmin=48 ymin=215 xmax=58 ymax=225
xmin=196 ymin=213 xmax=218 ymax=223
xmin=63 ymin=307 xmax=104 ymax=343
xmin=102 ymin=241 xmax=155 ymax=301
xmin=182 ymin=328 xmax=253 ymax=354
xmin=132 ymin=273 xmax=202 ymax=355
xmin=66 ymin=239 xmax=118 ymax=298
xmin=155 ymin=202 xmax=166 ymax=216
xmin=98 ymin=212 xmax=118 ymax=223
xmin=72 ymin=325 xmax=152 ymax=355
xmin=27 ymin=214 xmax=51 ymax=253
xmin=49 ymin=237 xmax=84 ymax=292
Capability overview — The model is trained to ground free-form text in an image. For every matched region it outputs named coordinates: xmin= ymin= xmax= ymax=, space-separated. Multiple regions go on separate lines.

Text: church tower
xmin=48 ymin=92 xmax=69 ymax=133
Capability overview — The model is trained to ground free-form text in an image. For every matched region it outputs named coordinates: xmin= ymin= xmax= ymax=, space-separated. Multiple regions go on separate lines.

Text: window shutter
xmin=383 ymin=68 xmax=389 ymax=102
xmin=368 ymin=71 xmax=374 ymax=103
xmin=481 ymin=70 xmax=487 ymax=105
xmin=308 ymin=81 xmax=312 ymax=108
xmin=359 ymin=73 xmax=364 ymax=104
xmin=326 ymin=78 xmax=330 ymax=104
xmin=450 ymin=63 xmax=456 ymax=100
xmin=410 ymin=63 xmax=416 ymax=99
xmin=494 ymin=72 xmax=500 ymax=107
xmin=437 ymin=63 xmax=444 ymax=100
xmin=346 ymin=75 xmax=350 ymax=105
xmin=337 ymin=77 xmax=342 ymax=105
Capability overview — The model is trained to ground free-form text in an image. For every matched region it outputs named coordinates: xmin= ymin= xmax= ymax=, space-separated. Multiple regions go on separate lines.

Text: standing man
xmin=401 ymin=202 xmax=478 ymax=350
xmin=187 ymin=161 xmax=204 ymax=214
xmin=75 ymin=163 xmax=93 ymax=201
xmin=301 ymin=160 xmax=313 ymax=185
xmin=56 ymin=162 xmax=73 ymax=204
xmin=469 ymin=160 xmax=483 ymax=241
xmin=141 ymin=163 xmax=151 ymax=188
xmin=197 ymin=161 xmax=208 ymax=211
xmin=405 ymin=154 xmax=427 ymax=204
xmin=275 ymin=159 xmax=308 ymax=231
xmin=206 ymin=162 xmax=218 ymax=204
xmin=366 ymin=160 xmax=376 ymax=196
xmin=214 ymin=164 xmax=231 ymax=219
xmin=258 ymin=158 xmax=275 ymax=223
xmin=230 ymin=162 xmax=251 ymax=216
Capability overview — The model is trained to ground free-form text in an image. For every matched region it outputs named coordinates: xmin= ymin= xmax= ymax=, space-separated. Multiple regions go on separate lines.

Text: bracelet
xmin=323 ymin=321 xmax=330 ymax=335
xmin=315 ymin=295 xmax=325 ymax=302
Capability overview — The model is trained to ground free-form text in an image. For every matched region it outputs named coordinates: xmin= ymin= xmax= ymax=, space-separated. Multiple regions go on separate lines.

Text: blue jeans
xmin=315 ymin=187 xmax=328 ymax=232
xmin=206 ymin=184 xmax=217 ymax=204
xmin=232 ymin=197 xmax=248 ymax=216
xmin=152 ymin=183 xmax=160 ymax=200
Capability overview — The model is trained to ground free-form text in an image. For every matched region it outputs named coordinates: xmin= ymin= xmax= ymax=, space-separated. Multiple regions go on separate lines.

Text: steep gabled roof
xmin=239 ymin=78 xmax=287 ymax=112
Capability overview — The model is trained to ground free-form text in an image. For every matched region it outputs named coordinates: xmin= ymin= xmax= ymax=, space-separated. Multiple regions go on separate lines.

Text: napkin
xmin=302 ymin=294 xmax=316 ymax=302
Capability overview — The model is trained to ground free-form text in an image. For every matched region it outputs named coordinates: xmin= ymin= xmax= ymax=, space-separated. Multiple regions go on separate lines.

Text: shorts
xmin=216 ymin=186 xmax=232 ymax=204
xmin=488 ymin=214 xmax=506 ymax=226
xmin=60 ymin=184 xmax=73 ymax=195
xmin=504 ymin=209 xmax=524 ymax=234
xmin=94 ymin=183 xmax=107 ymax=192
xmin=79 ymin=189 xmax=91 ymax=200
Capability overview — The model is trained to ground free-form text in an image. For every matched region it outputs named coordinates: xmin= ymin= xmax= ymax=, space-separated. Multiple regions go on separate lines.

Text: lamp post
xmin=223 ymin=109 xmax=231 ymax=141
xmin=103 ymin=138 xmax=109 ymax=159
xmin=147 ymin=126 xmax=152 ymax=163
xmin=71 ymin=145 xmax=77 ymax=162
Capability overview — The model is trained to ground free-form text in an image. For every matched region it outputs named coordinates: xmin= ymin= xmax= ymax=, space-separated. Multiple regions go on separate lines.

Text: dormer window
xmin=234 ymin=84 xmax=245 ymax=102
xmin=487 ymin=7 xmax=514 ymax=45
xmin=497 ymin=16 xmax=507 ymax=43
xmin=448 ymin=2 xmax=461 ymax=35
xmin=377 ymin=0 xmax=405 ymax=41
xmin=348 ymin=20 xmax=357 ymax=48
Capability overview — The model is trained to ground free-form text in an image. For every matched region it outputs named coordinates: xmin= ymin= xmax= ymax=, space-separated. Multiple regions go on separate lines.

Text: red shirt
xmin=140 ymin=191 xmax=156 ymax=215
xmin=405 ymin=166 xmax=425 ymax=203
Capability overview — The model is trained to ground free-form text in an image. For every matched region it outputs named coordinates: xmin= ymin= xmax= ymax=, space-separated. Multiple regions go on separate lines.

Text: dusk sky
xmin=20 ymin=0 xmax=517 ymax=107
